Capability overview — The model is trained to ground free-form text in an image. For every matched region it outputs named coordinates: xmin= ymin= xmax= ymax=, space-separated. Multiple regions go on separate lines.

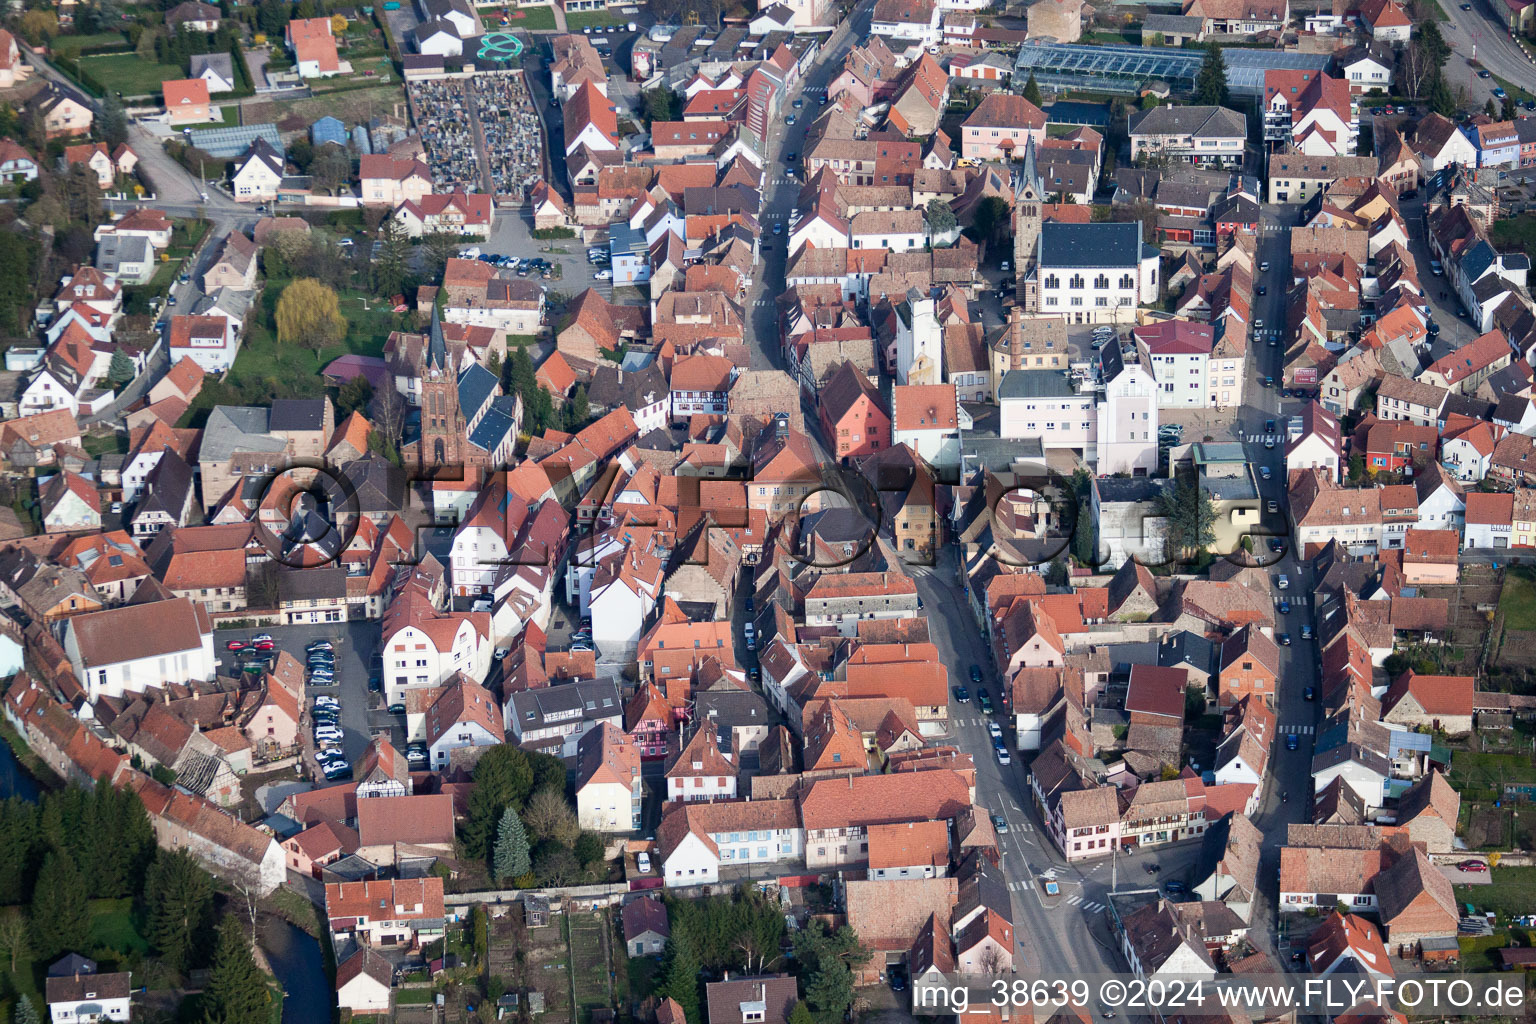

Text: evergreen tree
xmin=656 ymin=931 xmax=702 ymax=1024
xmin=1504 ymin=97 xmax=1517 ymax=120
xmin=14 ymin=995 xmax=40 ymax=1024
xmin=142 ymin=849 xmax=215 ymax=974
xmin=28 ymin=850 xmax=90 ymax=963
xmin=106 ymin=348 xmax=134 ymax=389
xmin=1486 ymin=98 xmax=1498 ymax=118
xmin=1419 ymin=19 xmax=1449 ymax=66
xmin=462 ymin=745 xmax=534 ymax=862
xmin=97 ymin=93 xmax=128 ymax=151
xmin=0 ymin=798 xmax=38 ymax=905
xmin=1022 ymin=71 xmax=1043 ymax=107
xmin=507 ymin=346 xmax=536 ymax=401
xmin=1195 ymin=42 xmax=1229 ymax=106
xmin=792 ymin=921 xmax=870 ymax=1024
xmin=569 ymin=385 xmax=589 ymax=428
xmin=492 ymin=808 xmax=531 ymax=881
xmin=787 ymin=1002 xmax=814 ymax=1024
xmin=1427 ymin=68 xmax=1456 ymax=116
xmin=1155 ymin=474 xmax=1217 ymax=561
xmin=201 ymin=916 xmax=271 ymax=1024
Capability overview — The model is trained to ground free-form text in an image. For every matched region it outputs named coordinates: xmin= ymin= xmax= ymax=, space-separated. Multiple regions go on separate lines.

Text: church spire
xmin=426 ymin=301 xmax=447 ymax=373
xmin=1018 ymin=134 xmax=1042 ymax=201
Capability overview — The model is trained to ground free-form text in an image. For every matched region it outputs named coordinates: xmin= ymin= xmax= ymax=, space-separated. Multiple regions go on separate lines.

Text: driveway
xmin=1441 ymin=860 xmax=1494 ymax=884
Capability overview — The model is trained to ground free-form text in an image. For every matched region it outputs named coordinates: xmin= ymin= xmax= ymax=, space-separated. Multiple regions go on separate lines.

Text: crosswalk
xmin=1283 ymin=724 xmax=1316 ymax=735
xmin=1065 ymin=895 xmax=1106 ymax=912
xmin=1243 ymin=433 xmax=1285 ymax=444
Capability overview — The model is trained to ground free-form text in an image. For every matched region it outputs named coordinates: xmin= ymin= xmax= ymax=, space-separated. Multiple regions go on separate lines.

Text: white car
xmin=1277 ymin=575 xmax=1290 ymax=589
xmin=593 ymin=269 xmax=612 ymax=280
xmin=494 ymin=646 xmax=510 ymax=660
xmin=314 ymin=697 xmax=339 ymax=708
xmin=314 ymin=727 xmax=344 ymax=742
xmin=637 ymin=852 xmax=651 ymax=872
xmin=987 ymin=721 xmax=1003 ymax=741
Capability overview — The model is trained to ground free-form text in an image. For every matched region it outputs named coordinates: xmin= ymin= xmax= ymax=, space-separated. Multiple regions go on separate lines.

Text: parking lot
xmin=214 ymin=619 xmax=394 ymax=776
xmin=481 ymin=212 xmax=615 ymax=300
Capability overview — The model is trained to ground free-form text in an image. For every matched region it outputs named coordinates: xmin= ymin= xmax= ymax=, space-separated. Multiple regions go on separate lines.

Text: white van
xmin=637 ymin=852 xmax=651 ymax=873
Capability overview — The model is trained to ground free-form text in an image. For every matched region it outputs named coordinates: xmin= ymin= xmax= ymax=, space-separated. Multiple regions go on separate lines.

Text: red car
xmin=253 ymin=640 xmax=276 ymax=651
xmin=1459 ymin=860 xmax=1489 ymax=872
xmin=226 ymin=640 xmax=247 ymax=651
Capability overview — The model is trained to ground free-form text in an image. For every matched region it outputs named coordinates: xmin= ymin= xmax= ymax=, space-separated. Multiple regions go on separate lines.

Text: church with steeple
xmin=1012 ymin=136 xmax=1045 ymax=309
xmin=1010 ymin=137 xmax=1160 ymax=325
xmin=401 ymin=306 xmax=523 ymax=474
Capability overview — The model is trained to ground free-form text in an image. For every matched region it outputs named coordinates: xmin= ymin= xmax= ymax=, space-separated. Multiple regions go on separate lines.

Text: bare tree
xmin=1400 ymin=41 xmax=1433 ymax=100
xmin=977 ymin=945 xmax=1007 ymax=976
xmin=372 ymin=383 xmax=406 ymax=446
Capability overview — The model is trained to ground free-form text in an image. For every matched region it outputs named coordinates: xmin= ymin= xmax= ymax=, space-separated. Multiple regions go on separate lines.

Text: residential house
xmin=576 ymin=722 xmax=642 ymax=832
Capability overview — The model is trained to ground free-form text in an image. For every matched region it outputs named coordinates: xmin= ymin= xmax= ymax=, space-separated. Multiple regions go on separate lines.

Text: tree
xmin=792 ymin=921 xmax=870 ymax=1024
xmin=1155 ymin=475 xmax=1217 ymax=561
xmin=310 ymin=143 xmax=351 ymax=195
xmin=656 ymin=931 xmax=702 ymax=1024
xmin=200 ymin=916 xmax=271 ymax=1024
xmin=493 ymin=808 xmax=531 ymax=881
xmin=1139 ymin=91 xmax=1162 ymax=111
xmin=336 ymin=374 xmax=373 ymax=417
xmin=1504 ymin=97 xmax=1517 ymax=121
xmin=142 ymin=849 xmax=215 ymax=975
xmin=1486 ymin=98 xmax=1498 ymax=118
xmin=29 ymin=850 xmax=90 ymax=963
xmin=643 ymin=88 xmax=682 ymax=126
xmin=1022 ymin=71 xmax=1043 ymax=107
xmin=1419 ymin=19 xmax=1450 ymax=67
xmin=98 ymin=94 xmax=129 ymax=151
xmin=372 ymin=383 xmax=406 ymax=447
xmin=532 ymin=842 xmax=579 ymax=886
xmin=522 ymin=788 xmax=580 ymax=847
xmin=1195 ymin=41 xmax=1228 ymax=106
xmin=0 ymin=909 xmax=29 ymax=974
xmin=971 ymin=195 xmax=1011 ymax=244
xmin=1400 ymin=41 xmax=1434 ymax=100
xmin=422 ymin=233 xmax=457 ymax=280
xmin=528 ymin=751 xmax=568 ymax=797
xmin=13 ymin=996 xmax=40 ymax=1024
xmin=462 ymin=745 xmax=534 ymax=861
xmin=1044 ymin=558 xmax=1068 ymax=586
xmin=274 ymin=278 xmax=346 ymax=350
xmin=925 ymin=198 xmax=956 ymax=239
xmin=788 ymin=1002 xmax=815 ymax=1024
xmin=107 ymin=348 xmax=135 ymax=390
xmin=17 ymin=10 xmax=59 ymax=44
xmin=1072 ymin=498 xmax=1096 ymax=567
xmin=1427 ymin=68 xmax=1456 ymax=117
xmin=572 ymin=831 xmax=603 ymax=869
xmin=372 ymin=217 xmax=410 ymax=298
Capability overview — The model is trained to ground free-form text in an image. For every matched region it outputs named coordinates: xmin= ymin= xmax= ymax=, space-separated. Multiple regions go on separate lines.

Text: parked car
xmin=1277 ymin=632 xmax=1291 ymax=646
xmin=638 ymin=851 xmax=652 ymax=872
xmin=988 ymin=721 xmax=1003 ymax=741
xmin=226 ymin=640 xmax=247 ymax=652
xmin=1459 ymin=859 xmax=1489 ymax=872
xmin=991 ymin=814 xmax=1009 ymax=834
xmin=952 ymin=686 xmax=970 ymax=703
xmin=1304 ymin=686 xmax=1316 ymax=701
xmin=978 ymin=689 xmax=993 ymax=714
xmin=387 ymin=703 xmax=406 ymax=715
xmin=1163 ymin=880 xmax=1186 ymax=895
xmin=593 ymin=269 xmax=612 ymax=280
xmin=994 ymin=743 xmax=1011 ymax=765
xmin=308 ymin=640 xmax=334 ymax=652
xmin=969 ymin=665 xmax=983 ymax=684
xmin=494 ymin=646 xmax=510 ymax=660
xmin=1286 ymin=733 xmax=1300 ymax=750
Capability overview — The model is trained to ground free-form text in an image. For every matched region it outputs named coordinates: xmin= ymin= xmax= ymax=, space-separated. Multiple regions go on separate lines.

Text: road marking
xmin=1283 ymin=724 xmax=1314 ymax=734
xmin=1066 ymin=895 xmax=1081 ymax=905
xmin=1082 ymin=901 xmax=1105 ymax=912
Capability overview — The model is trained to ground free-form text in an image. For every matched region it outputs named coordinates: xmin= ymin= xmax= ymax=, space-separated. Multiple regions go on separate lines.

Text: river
xmin=0 ymin=734 xmax=40 ymax=802
xmin=259 ymin=916 xmax=333 ymax=1024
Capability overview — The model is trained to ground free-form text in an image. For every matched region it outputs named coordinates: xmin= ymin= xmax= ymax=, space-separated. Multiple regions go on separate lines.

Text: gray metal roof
xmin=1039 ymin=221 xmax=1140 ymax=269
xmin=1128 ymin=104 xmax=1246 ymax=140
xmin=200 ymin=405 xmax=285 ymax=464
xmin=998 ymin=368 xmax=1080 ymax=399
xmin=311 ymin=116 xmax=347 ymax=147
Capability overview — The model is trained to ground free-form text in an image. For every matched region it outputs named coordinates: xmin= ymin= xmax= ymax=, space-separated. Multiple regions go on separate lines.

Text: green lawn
xmin=1501 ymin=567 xmax=1536 ymax=629
xmin=1448 ymin=750 xmax=1536 ymax=794
xmin=1456 ymin=866 xmax=1536 ymax=924
xmin=487 ymin=5 xmax=558 ymax=29
xmin=55 ymin=30 xmax=131 ymax=51
xmin=88 ymin=898 xmax=149 ymax=957
xmin=1495 ymin=74 xmax=1536 ymax=103
xmin=564 ymin=8 xmax=627 ymax=28
xmin=79 ymin=52 xmax=188 ymax=97
xmin=192 ymin=280 xmax=404 ymax=414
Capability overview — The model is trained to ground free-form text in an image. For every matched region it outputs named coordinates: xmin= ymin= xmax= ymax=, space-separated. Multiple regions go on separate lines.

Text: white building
xmin=998 ymin=370 xmax=1098 ymax=454
xmin=1133 ymin=319 xmax=1214 ymax=409
xmin=46 ymin=969 xmax=131 ymax=1024
xmin=656 ymin=799 xmax=804 ymax=887
xmin=575 ymin=722 xmax=642 ymax=833
xmin=505 ymin=679 xmax=623 ymax=759
xmin=424 ymin=679 xmax=503 ymax=770
xmin=380 ymin=590 xmax=491 ymax=706
xmin=1034 ymin=221 xmax=1159 ymax=325
xmin=230 ymin=140 xmax=284 ymax=202
xmin=896 ymin=290 xmax=943 ymax=386
xmin=64 ymin=598 xmax=216 ymax=700
xmin=1096 ymin=344 xmax=1159 ymax=476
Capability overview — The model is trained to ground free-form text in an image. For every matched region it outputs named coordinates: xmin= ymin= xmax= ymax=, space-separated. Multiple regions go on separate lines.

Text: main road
xmin=1435 ymin=0 xmax=1536 ymax=105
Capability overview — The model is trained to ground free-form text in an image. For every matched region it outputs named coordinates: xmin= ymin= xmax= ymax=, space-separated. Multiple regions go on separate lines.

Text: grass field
xmin=1457 ymin=866 xmax=1536 ymax=923
xmin=564 ymin=9 xmax=628 ymax=28
xmin=1448 ymin=750 xmax=1536 ymax=794
xmin=54 ymin=31 xmax=131 ymax=51
xmin=486 ymin=5 xmax=559 ymax=29
xmin=1501 ymin=567 xmax=1536 ymax=629
xmin=88 ymin=898 xmax=149 ymax=956
xmin=79 ymin=52 xmax=187 ymax=97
